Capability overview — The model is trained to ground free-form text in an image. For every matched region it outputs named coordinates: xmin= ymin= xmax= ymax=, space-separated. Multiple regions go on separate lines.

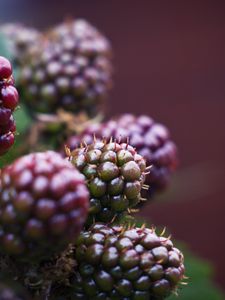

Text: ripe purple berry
xmin=1 ymin=86 xmax=19 ymax=110
xmin=0 ymin=151 xmax=89 ymax=261
xmin=0 ymin=56 xmax=12 ymax=78
xmin=0 ymin=23 xmax=42 ymax=66
xmin=0 ymin=132 xmax=15 ymax=155
xmin=19 ymin=19 xmax=113 ymax=117
xmin=0 ymin=56 xmax=19 ymax=156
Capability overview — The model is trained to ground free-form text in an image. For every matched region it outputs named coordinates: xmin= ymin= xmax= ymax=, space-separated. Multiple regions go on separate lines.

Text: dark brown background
xmin=1 ymin=0 xmax=225 ymax=291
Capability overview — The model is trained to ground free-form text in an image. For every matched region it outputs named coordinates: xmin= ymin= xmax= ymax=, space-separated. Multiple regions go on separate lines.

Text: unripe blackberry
xmin=0 ymin=23 xmax=42 ymax=66
xmin=0 ymin=56 xmax=19 ymax=156
xmin=72 ymin=223 xmax=185 ymax=299
xmin=69 ymin=141 xmax=147 ymax=225
xmin=66 ymin=114 xmax=178 ymax=197
xmin=19 ymin=19 xmax=112 ymax=117
xmin=0 ymin=151 xmax=89 ymax=261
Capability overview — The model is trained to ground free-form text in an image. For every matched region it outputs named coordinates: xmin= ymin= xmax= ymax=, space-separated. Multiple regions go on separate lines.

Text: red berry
xmin=0 ymin=56 xmax=12 ymax=79
xmin=0 ymin=56 xmax=19 ymax=156
xmin=0 ymin=151 xmax=89 ymax=261
xmin=0 ymin=132 xmax=14 ymax=155
xmin=0 ymin=107 xmax=11 ymax=125
xmin=0 ymin=116 xmax=16 ymax=134
xmin=1 ymin=86 xmax=19 ymax=110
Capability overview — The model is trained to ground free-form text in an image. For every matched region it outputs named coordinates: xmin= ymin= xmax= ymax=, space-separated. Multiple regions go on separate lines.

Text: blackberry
xmin=0 ymin=23 xmax=42 ymax=66
xmin=19 ymin=19 xmax=112 ymax=117
xmin=0 ymin=56 xmax=19 ymax=156
xmin=72 ymin=223 xmax=185 ymax=299
xmin=0 ymin=151 xmax=89 ymax=261
xmin=69 ymin=140 xmax=147 ymax=225
xmin=66 ymin=114 xmax=178 ymax=196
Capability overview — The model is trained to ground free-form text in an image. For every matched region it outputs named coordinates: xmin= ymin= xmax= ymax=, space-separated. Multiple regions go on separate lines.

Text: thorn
xmin=160 ymin=227 xmax=166 ymax=236
xmin=143 ymin=184 xmax=149 ymax=188
xmin=64 ymin=145 xmax=71 ymax=157
xmin=180 ymin=282 xmax=188 ymax=286
xmin=120 ymin=226 xmax=126 ymax=235
xmin=93 ymin=134 xmax=96 ymax=142
xmin=141 ymin=223 xmax=146 ymax=230
xmin=144 ymin=171 xmax=151 ymax=175
xmin=140 ymin=197 xmax=147 ymax=202
xmin=142 ymin=185 xmax=149 ymax=190
xmin=110 ymin=214 xmax=117 ymax=224
xmin=146 ymin=165 xmax=152 ymax=170
xmin=130 ymin=208 xmax=139 ymax=213
xmin=166 ymin=234 xmax=172 ymax=240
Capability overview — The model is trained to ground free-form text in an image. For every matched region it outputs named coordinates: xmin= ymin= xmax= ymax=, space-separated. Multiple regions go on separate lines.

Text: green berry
xmin=72 ymin=224 xmax=185 ymax=299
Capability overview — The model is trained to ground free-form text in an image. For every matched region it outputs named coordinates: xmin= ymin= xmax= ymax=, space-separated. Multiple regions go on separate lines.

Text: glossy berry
xmin=0 ymin=132 xmax=15 ymax=155
xmin=1 ymin=86 xmax=19 ymax=110
xmin=72 ymin=223 xmax=185 ymax=299
xmin=0 ymin=23 xmax=42 ymax=66
xmin=19 ymin=19 xmax=113 ymax=117
xmin=0 ymin=56 xmax=12 ymax=78
xmin=66 ymin=114 xmax=178 ymax=198
xmin=69 ymin=141 xmax=146 ymax=225
xmin=0 ymin=56 xmax=18 ymax=156
xmin=0 ymin=151 xmax=89 ymax=261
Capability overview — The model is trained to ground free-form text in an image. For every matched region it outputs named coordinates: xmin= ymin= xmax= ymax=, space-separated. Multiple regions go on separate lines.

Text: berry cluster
xmin=19 ymin=19 xmax=112 ymax=117
xmin=0 ymin=56 xmax=18 ymax=156
xmin=0 ymin=18 xmax=187 ymax=300
xmin=73 ymin=223 xmax=185 ymax=300
xmin=66 ymin=114 xmax=178 ymax=197
xmin=0 ymin=23 xmax=42 ymax=66
xmin=70 ymin=140 xmax=147 ymax=225
xmin=0 ymin=151 xmax=89 ymax=261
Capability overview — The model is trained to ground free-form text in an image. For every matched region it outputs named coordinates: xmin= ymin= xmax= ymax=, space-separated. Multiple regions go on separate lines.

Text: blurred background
xmin=1 ymin=0 xmax=225 ymax=296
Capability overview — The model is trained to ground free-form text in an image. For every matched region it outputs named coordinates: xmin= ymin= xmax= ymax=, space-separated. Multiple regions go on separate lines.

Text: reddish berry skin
xmin=0 ymin=151 xmax=89 ymax=261
xmin=0 ymin=132 xmax=15 ymax=155
xmin=0 ymin=56 xmax=19 ymax=156
xmin=0 ymin=56 xmax=12 ymax=78
xmin=65 ymin=114 xmax=178 ymax=199
xmin=1 ymin=86 xmax=19 ymax=110
xmin=0 ymin=107 xmax=11 ymax=125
